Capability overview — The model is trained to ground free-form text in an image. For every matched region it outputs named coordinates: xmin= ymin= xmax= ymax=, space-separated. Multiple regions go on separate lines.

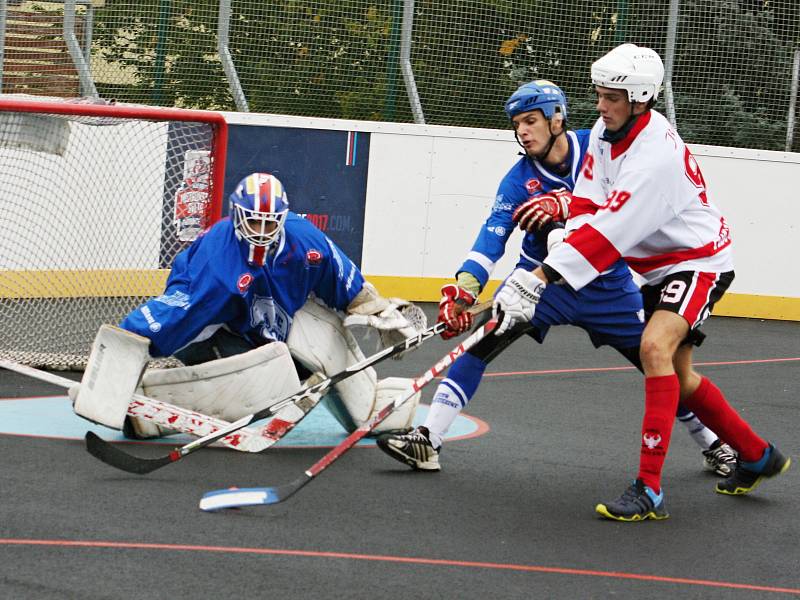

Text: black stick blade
xmin=85 ymin=431 xmax=177 ymax=475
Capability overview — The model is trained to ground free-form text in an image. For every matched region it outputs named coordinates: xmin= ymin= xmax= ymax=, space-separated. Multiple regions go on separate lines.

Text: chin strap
xmin=601 ymin=107 xmax=645 ymax=143
xmin=515 ymin=119 xmax=567 ymax=165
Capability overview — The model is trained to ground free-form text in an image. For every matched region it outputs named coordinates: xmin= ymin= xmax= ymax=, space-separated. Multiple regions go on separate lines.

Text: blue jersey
xmin=121 ymin=212 xmax=364 ymax=357
xmin=459 ymin=130 xmax=593 ymax=288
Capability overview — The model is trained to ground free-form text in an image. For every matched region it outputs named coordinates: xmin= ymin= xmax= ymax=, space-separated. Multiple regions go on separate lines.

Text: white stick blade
xmin=199 ymin=488 xmax=269 ymax=511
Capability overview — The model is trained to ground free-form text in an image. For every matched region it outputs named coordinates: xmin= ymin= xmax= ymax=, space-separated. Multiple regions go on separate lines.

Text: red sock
xmin=638 ymin=374 xmax=680 ymax=494
xmin=681 ymin=376 xmax=768 ymax=462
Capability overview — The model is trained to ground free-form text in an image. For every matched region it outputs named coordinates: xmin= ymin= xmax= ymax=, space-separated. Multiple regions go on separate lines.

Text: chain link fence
xmin=2 ymin=0 xmax=799 ymax=151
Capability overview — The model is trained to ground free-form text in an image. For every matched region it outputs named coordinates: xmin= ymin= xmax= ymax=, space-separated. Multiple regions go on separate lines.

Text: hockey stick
xmin=0 ymin=359 xmax=269 ymax=452
xmin=198 ymin=316 xmax=499 ymax=511
xmin=85 ymin=301 xmax=492 ymax=475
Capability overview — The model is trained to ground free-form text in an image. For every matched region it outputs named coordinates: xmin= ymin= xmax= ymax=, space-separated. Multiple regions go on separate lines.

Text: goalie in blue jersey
xmin=72 ymin=172 xmax=426 ymax=440
xmin=376 ymin=80 xmax=736 ymax=476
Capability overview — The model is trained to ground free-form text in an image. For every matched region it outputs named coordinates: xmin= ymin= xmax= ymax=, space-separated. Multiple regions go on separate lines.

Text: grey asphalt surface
xmin=1 ymin=307 xmax=798 ymax=599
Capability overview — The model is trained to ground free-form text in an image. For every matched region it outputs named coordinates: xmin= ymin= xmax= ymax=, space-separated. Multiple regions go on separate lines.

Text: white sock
xmin=423 ymin=380 xmax=466 ymax=449
xmin=678 ymin=412 xmax=718 ymax=450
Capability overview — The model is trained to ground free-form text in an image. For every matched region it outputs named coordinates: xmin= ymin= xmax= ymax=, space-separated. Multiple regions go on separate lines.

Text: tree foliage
xmin=90 ymin=0 xmax=800 ymax=150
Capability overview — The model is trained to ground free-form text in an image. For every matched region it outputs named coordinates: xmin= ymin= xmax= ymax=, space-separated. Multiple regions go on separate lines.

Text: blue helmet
xmin=504 ymin=80 xmax=568 ymax=121
xmin=229 ymin=172 xmax=289 ymax=249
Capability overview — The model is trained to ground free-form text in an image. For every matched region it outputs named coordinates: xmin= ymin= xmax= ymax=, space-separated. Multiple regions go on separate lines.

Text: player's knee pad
xmin=138 ymin=342 xmax=302 ymax=424
xmin=287 ymin=299 xmax=378 ymax=428
xmin=73 ymin=325 xmax=150 ymax=430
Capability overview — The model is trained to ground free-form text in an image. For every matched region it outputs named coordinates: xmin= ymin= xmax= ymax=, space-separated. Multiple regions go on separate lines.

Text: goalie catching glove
xmin=493 ymin=268 xmax=546 ymax=336
xmin=342 ymin=281 xmax=427 ymax=350
xmin=512 ymin=188 xmax=571 ymax=232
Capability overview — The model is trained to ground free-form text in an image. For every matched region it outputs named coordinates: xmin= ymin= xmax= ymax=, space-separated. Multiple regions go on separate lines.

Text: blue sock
xmin=444 ymin=351 xmax=486 ymax=401
xmin=423 ymin=352 xmax=487 ymax=446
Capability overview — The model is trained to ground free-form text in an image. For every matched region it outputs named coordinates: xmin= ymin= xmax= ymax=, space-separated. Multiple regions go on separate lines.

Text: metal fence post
xmin=151 ymin=0 xmax=170 ymax=105
xmin=786 ymin=49 xmax=799 ymax=152
xmin=384 ymin=0 xmax=402 ymax=121
xmin=64 ymin=0 xmax=98 ymax=98
xmin=218 ymin=0 xmax=249 ymax=112
xmin=401 ymin=0 xmax=425 ymax=124
xmin=664 ymin=0 xmax=680 ymax=128
xmin=0 ymin=0 xmax=7 ymax=92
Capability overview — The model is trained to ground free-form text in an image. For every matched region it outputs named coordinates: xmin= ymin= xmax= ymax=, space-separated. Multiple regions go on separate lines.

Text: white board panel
xmin=424 ymin=136 xmax=524 ymax=279
xmin=361 ymin=133 xmax=433 ymax=276
xmin=693 ymin=149 xmax=800 ymax=297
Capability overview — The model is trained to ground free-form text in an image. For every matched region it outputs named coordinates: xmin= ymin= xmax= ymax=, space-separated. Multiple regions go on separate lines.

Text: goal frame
xmin=0 ymin=97 xmax=228 ymax=222
xmin=0 ymin=97 xmax=229 ymax=369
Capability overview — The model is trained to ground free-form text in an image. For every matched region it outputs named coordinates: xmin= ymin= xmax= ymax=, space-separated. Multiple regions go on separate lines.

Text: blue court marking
xmin=0 ymin=396 xmax=487 ymax=448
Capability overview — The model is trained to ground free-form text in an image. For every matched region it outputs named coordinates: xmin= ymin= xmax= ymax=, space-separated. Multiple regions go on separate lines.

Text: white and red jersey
xmin=545 ymin=110 xmax=734 ymax=290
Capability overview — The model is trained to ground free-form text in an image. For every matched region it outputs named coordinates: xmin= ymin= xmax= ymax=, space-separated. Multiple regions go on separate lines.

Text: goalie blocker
xmin=72 ymin=325 xmax=150 ymax=429
xmin=74 ymin=299 xmax=421 ymax=437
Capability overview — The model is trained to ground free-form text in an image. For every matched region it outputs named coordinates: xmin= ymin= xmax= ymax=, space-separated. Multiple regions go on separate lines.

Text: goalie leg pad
xmin=371 ymin=377 xmax=421 ymax=433
xmin=139 ymin=342 xmax=302 ymax=423
xmin=287 ymin=299 xmax=377 ymax=429
xmin=73 ymin=325 xmax=150 ymax=430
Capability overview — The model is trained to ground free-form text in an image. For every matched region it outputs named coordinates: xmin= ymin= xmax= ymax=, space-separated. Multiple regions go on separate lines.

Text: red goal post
xmin=0 ymin=97 xmax=228 ymax=369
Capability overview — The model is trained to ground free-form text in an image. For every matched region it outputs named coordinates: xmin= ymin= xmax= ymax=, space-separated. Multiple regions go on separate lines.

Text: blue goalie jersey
xmin=121 ymin=212 xmax=365 ymax=357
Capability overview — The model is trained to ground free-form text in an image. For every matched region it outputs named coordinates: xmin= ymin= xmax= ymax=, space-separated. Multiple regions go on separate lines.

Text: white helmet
xmin=591 ymin=43 xmax=664 ymax=103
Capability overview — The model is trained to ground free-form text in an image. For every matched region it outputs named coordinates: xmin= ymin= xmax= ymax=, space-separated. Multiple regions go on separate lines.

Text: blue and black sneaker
xmin=716 ymin=443 xmax=791 ymax=495
xmin=595 ymin=479 xmax=669 ymax=521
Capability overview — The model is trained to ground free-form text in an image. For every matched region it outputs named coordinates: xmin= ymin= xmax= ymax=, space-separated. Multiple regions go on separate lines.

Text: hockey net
xmin=0 ymin=97 xmax=228 ymax=370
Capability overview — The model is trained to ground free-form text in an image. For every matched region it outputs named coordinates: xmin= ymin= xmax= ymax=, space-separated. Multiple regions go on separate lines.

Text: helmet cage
xmin=229 ymin=173 xmax=289 ymax=248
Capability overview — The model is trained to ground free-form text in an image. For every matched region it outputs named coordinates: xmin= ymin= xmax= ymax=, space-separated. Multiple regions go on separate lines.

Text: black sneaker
xmin=716 ymin=443 xmax=791 ymax=495
xmin=703 ymin=440 xmax=737 ymax=477
xmin=595 ymin=479 xmax=669 ymax=522
xmin=376 ymin=426 xmax=440 ymax=471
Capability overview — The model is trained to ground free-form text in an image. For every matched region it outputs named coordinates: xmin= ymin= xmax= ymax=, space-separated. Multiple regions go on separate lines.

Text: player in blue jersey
xmin=377 ymin=80 xmax=735 ymax=475
xmin=114 ymin=172 xmax=424 ymax=439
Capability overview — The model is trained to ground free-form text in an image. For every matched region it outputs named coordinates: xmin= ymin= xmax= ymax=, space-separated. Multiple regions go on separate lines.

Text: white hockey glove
xmin=546 ymin=227 xmax=567 ymax=254
xmin=492 ymin=268 xmax=546 ymax=336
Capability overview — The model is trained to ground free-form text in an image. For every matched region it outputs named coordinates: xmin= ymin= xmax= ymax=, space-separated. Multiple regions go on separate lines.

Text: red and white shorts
xmin=641 ymin=270 xmax=735 ymax=346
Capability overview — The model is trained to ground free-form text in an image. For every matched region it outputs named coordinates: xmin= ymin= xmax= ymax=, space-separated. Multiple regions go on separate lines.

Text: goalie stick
xmin=0 ymin=359 xmax=271 ymax=452
xmin=84 ymin=301 xmax=493 ymax=475
xmin=198 ymin=316 xmax=499 ymax=511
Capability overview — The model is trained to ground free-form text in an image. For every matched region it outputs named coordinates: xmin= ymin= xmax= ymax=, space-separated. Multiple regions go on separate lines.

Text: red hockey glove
xmin=437 ymin=284 xmax=477 ymax=340
xmin=512 ymin=188 xmax=572 ymax=232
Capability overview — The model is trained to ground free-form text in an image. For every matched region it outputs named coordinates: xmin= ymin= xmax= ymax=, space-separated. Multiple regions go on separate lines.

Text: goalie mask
xmin=229 ymin=172 xmax=289 ymax=266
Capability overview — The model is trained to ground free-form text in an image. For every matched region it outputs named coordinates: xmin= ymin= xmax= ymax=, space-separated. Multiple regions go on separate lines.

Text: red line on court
xmin=480 ymin=357 xmax=800 ymax=378
xmin=0 ymin=538 xmax=797 ymax=595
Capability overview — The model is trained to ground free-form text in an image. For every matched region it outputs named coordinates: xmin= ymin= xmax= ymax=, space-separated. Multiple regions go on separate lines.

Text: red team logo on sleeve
xmin=306 ymin=249 xmax=323 ymax=265
xmin=525 ymin=178 xmax=542 ymax=194
xmin=684 ymin=147 xmax=709 ymax=206
xmin=237 ymin=273 xmax=254 ymax=293
xmin=581 ymin=152 xmax=595 ymax=180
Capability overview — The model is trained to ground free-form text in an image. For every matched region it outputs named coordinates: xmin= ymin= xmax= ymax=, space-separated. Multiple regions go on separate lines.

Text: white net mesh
xmin=2 ymin=1 xmax=798 ymax=151
xmin=0 ymin=97 xmax=224 ymax=369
